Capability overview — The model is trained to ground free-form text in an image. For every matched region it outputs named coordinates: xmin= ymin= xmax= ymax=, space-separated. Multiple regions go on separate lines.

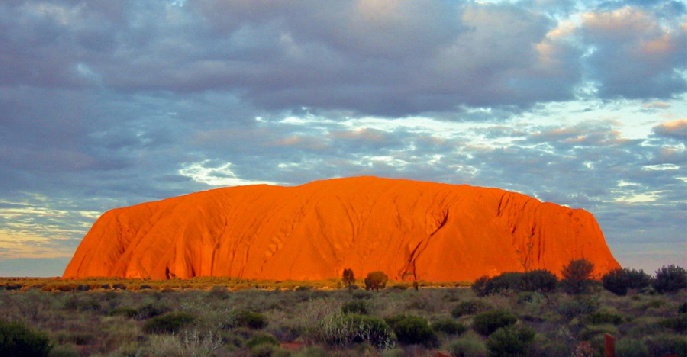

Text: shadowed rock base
xmin=64 ymin=176 xmax=620 ymax=281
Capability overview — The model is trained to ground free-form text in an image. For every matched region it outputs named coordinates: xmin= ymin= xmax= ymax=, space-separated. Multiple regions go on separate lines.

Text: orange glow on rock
xmin=63 ymin=176 xmax=620 ymax=281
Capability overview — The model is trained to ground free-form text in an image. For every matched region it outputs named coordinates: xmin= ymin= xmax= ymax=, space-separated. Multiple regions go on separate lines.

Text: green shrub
xmin=625 ymin=268 xmax=652 ymax=290
xmin=485 ymin=325 xmax=535 ymax=357
xmin=645 ymin=334 xmax=687 ymax=357
xmin=520 ymin=269 xmax=558 ymax=293
xmin=534 ymin=332 xmax=575 ymax=356
xmin=385 ymin=315 xmax=438 ymax=348
xmin=432 ymin=318 xmax=467 ymax=335
xmin=316 ymin=313 xmax=395 ymax=349
xmin=0 ymin=319 xmax=52 ymax=357
xmin=447 ymin=333 xmax=488 ymax=357
xmin=226 ymin=310 xmax=268 ymax=330
xmin=109 ymin=306 xmax=138 ymax=318
xmin=246 ymin=333 xmax=279 ymax=349
xmin=364 ymin=272 xmax=388 ymax=291
xmin=341 ymin=300 xmax=368 ymax=315
xmin=615 ymin=339 xmax=649 ymax=357
xmin=471 ymin=270 xmax=557 ymax=296
xmin=603 ymin=268 xmax=653 ymax=296
xmin=249 ymin=343 xmax=279 ymax=357
xmin=208 ymin=285 xmax=230 ymax=299
xmin=63 ymin=296 xmax=100 ymax=312
xmin=135 ymin=303 xmax=171 ymax=320
xmin=516 ymin=291 xmax=545 ymax=305
xmin=653 ymin=265 xmax=687 ymax=294
xmin=451 ymin=300 xmax=491 ymax=318
xmin=659 ymin=314 xmax=687 ymax=333
xmin=471 ymin=276 xmax=490 ymax=297
xmin=587 ymin=311 xmax=623 ymax=325
xmin=472 ymin=310 xmax=517 ymax=336
xmin=142 ymin=311 xmax=196 ymax=334
xmin=48 ymin=344 xmax=80 ymax=357
xmin=602 ymin=268 xmax=630 ymax=295
xmin=577 ymin=324 xmax=618 ymax=341
xmin=557 ymin=295 xmax=599 ymax=320
xmin=484 ymin=272 xmax=522 ymax=294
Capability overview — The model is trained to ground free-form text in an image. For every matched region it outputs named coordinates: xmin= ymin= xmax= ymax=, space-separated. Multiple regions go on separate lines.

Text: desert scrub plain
xmin=0 ymin=265 xmax=685 ymax=357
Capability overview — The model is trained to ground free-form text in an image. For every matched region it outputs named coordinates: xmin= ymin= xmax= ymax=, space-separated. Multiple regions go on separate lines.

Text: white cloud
xmin=179 ymin=160 xmax=279 ymax=187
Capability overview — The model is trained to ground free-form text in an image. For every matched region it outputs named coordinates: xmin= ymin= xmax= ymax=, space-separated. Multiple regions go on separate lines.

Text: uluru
xmin=64 ymin=176 xmax=620 ymax=281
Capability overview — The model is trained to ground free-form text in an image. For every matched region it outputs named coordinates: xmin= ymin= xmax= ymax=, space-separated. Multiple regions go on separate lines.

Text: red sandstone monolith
xmin=64 ymin=176 xmax=620 ymax=281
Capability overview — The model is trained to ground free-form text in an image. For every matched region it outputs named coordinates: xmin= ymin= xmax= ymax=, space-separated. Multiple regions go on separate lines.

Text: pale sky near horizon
xmin=0 ymin=0 xmax=685 ymax=277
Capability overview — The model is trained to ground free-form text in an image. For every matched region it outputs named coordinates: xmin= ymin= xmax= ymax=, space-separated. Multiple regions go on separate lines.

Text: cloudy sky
xmin=0 ymin=0 xmax=685 ymax=277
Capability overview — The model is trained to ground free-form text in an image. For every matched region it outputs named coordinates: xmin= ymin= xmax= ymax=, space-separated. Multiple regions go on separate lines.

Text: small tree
xmin=342 ymin=268 xmax=355 ymax=292
xmin=364 ymin=271 xmax=388 ymax=291
xmin=653 ymin=265 xmax=687 ymax=294
xmin=561 ymin=259 xmax=595 ymax=294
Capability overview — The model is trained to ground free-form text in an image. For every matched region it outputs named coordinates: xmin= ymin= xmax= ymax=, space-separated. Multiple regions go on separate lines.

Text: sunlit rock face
xmin=64 ymin=176 xmax=620 ymax=281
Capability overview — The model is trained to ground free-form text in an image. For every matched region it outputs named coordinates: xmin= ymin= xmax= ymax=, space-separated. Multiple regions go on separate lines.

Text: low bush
xmin=615 ymin=339 xmax=649 ymax=357
xmin=679 ymin=302 xmax=687 ymax=314
xmin=471 ymin=270 xmax=558 ymax=296
xmin=557 ymin=295 xmax=599 ymax=320
xmin=385 ymin=315 xmax=438 ymax=348
xmin=245 ymin=333 xmax=279 ymax=350
xmin=577 ymin=324 xmax=618 ymax=341
xmin=472 ymin=310 xmax=517 ymax=336
xmin=226 ymin=310 xmax=268 ymax=330
xmin=341 ymin=300 xmax=368 ymax=315
xmin=587 ymin=311 xmax=624 ymax=325
xmin=364 ymin=272 xmax=388 ymax=291
xmin=48 ymin=344 xmax=79 ymax=357
xmin=451 ymin=300 xmax=491 ymax=318
xmin=207 ymin=286 xmax=230 ymax=300
xmin=653 ymin=265 xmax=687 ymax=294
xmin=109 ymin=307 xmax=138 ymax=318
xmin=659 ymin=314 xmax=687 ymax=333
xmin=432 ymin=318 xmax=467 ymax=335
xmin=603 ymin=268 xmax=653 ymax=296
xmin=0 ymin=319 xmax=52 ymax=357
xmin=645 ymin=334 xmax=687 ymax=357
xmin=316 ymin=313 xmax=395 ymax=349
xmin=602 ymin=268 xmax=630 ymax=296
xmin=135 ymin=303 xmax=171 ymax=320
xmin=485 ymin=325 xmax=535 ymax=357
xmin=520 ymin=269 xmax=558 ymax=293
xmin=471 ymin=276 xmax=490 ymax=297
xmin=447 ymin=333 xmax=488 ymax=357
xmin=626 ymin=268 xmax=652 ymax=290
xmin=142 ymin=311 xmax=196 ymax=334
xmin=63 ymin=296 xmax=100 ymax=312
xmin=516 ymin=291 xmax=545 ymax=305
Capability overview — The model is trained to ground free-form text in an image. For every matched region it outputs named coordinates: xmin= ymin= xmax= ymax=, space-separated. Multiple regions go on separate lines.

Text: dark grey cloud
xmin=581 ymin=6 xmax=687 ymax=99
xmin=0 ymin=0 xmax=685 ymax=275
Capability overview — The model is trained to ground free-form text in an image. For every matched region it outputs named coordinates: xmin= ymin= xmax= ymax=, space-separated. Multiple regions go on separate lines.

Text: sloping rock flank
xmin=64 ymin=177 xmax=620 ymax=281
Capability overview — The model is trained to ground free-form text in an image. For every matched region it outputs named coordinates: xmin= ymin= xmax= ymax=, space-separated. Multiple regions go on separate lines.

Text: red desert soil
xmin=64 ymin=176 xmax=620 ymax=281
